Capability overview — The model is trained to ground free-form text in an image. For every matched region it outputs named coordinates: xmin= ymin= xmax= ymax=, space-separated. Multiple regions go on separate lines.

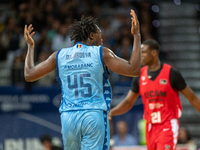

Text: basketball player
xmin=110 ymin=39 xmax=200 ymax=150
xmin=24 ymin=10 xmax=141 ymax=150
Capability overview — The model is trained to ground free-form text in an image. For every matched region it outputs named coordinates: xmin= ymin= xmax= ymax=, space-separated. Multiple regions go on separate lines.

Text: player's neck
xmin=81 ymin=39 xmax=94 ymax=46
xmin=81 ymin=41 xmax=90 ymax=46
xmin=148 ymin=60 xmax=161 ymax=72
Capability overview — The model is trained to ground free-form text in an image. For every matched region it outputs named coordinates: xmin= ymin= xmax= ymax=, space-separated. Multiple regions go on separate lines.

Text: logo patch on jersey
xmin=148 ymin=75 xmax=152 ymax=79
xmin=149 ymin=103 xmax=164 ymax=109
xmin=160 ymin=79 xmax=167 ymax=85
xmin=104 ymin=83 xmax=110 ymax=87
xmin=142 ymin=82 xmax=147 ymax=85
xmin=106 ymin=97 xmax=111 ymax=100
xmin=141 ymin=76 xmax=145 ymax=81
xmin=77 ymin=44 xmax=82 ymax=48
xmin=165 ymin=145 xmax=171 ymax=149
xmin=104 ymin=90 xmax=110 ymax=94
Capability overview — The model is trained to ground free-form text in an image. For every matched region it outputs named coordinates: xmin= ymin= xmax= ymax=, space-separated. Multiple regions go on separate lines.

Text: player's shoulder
xmin=50 ymin=50 xmax=59 ymax=59
xmin=102 ymin=46 xmax=111 ymax=52
xmin=162 ymin=63 xmax=172 ymax=69
xmin=164 ymin=63 xmax=182 ymax=76
xmin=102 ymin=46 xmax=115 ymax=58
xmin=163 ymin=63 xmax=175 ymax=71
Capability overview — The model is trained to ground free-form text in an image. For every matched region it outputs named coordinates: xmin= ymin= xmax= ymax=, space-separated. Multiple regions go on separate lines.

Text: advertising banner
xmin=0 ymin=86 xmax=61 ymax=113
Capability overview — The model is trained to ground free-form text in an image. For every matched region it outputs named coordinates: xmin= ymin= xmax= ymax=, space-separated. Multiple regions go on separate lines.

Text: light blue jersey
xmin=56 ymin=43 xmax=111 ymax=150
xmin=56 ymin=42 xmax=112 ymax=113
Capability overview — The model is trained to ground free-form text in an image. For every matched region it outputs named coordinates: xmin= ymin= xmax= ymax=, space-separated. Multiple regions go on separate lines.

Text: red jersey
xmin=139 ymin=64 xmax=182 ymax=124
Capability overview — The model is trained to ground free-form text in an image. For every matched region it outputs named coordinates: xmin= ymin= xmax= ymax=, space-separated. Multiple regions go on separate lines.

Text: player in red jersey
xmin=110 ymin=39 xmax=200 ymax=150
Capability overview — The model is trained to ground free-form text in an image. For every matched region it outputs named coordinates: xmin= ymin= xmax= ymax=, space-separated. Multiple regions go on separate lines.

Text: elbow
xmin=130 ymin=67 xmax=141 ymax=77
xmin=134 ymin=70 xmax=140 ymax=77
xmin=24 ymin=74 xmax=34 ymax=82
xmin=126 ymin=100 xmax=134 ymax=110
xmin=128 ymin=61 xmax=141 ymax=77
xmin=24 ymin=69 xmax=36 ymax=82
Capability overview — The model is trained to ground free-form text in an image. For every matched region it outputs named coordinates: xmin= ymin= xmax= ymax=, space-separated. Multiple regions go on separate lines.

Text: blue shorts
xmin=60 ymin=109 xmax=110 ymax=150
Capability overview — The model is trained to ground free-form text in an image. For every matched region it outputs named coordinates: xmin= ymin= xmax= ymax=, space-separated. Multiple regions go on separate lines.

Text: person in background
xmin=11 ymin=55 xmax=24 ymax=85
xmin=112 ymin=120 xmax=138 ymax=146
xmin=40 ymin=134 xmax=62 ymax=150
xmin=110 ymin=39 xmax=200 ymax=150
xmin=24 ymin=9 xmax=141 ymax=150
xmin=0 ymin=17 xmax=22 ymax=70
xmin=51 ymin=23 xmax=74 ymax=52
xmin=178 ymin=127 xmax=197 ymax=150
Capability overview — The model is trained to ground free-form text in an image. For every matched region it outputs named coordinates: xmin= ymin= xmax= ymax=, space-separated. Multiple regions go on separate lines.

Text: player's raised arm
xmin=103 ymin=9 xmax=141 ymax=77
xmin=24 ymin=24 xmax=57 ymax=82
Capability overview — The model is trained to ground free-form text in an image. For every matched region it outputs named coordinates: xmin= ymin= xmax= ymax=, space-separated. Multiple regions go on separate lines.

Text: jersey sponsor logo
xmin=66 ymin=102 xmax=89 ymax=107
xmin=149 ymin=98 xmax=163 ymax=103
xmin=149 ymin=103 xmax=164 ymax=110
xmin=66 ymin=63 xmax=93 ymax=69
xmin=144 ymin=90 xmax=166 ymax=99
xmin=160 ymin=79 xmax=167 ymax=84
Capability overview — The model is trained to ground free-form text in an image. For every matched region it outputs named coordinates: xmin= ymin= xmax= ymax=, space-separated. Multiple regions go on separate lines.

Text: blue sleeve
xmin=55 ymin=50 xmax=62 ymax=84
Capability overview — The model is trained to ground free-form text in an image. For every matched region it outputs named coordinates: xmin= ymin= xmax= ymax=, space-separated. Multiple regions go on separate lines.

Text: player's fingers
xmin=24 ymin=25 xmax=27 ymax=37
xmin=131 ymin=18 xmax=136 ymax=26
xmin=131 ymin=9 xmax=138 ymax=20
xmin=130 ymin=9 xmax=135 ymax=17
xmin=27 ymin=24 xmax=33 ymax=33
xmin=130 ymin=11 xmax=138 ymax=27
xmin=30 ymin=31 xmax=35 ymax=37
xmin=28 ymin=24 xmax=32 ymax=29
xmin=131 ymin=10 xmax=139 ymax=25
xmin=29 ymin=27 xmax=34 ymax=34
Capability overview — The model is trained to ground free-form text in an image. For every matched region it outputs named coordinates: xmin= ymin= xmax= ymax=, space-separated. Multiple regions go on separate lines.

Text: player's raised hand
xmin=130 ymin=9 xmax=140 ymax=35
xmin=24 ymin=24 xmax=35 ymax=46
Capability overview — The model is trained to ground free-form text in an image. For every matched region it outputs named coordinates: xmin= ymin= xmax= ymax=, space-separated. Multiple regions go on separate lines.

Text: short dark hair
xmin=142 ymin=39 xmax=160 ymax=52
xmin=40 ymin=134 xmax=52 ymax=143
xmin=68 ymin=15 xmax=98 ymax=43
